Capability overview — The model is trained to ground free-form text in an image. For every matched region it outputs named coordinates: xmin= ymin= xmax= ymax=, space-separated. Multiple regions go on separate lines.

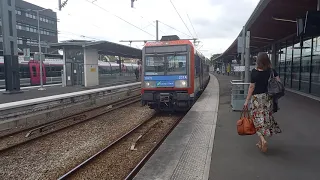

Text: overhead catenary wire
xmin=56 ymin=0 xmax=197 ymax=46
xmin=85 ymin=0 xmax=155 ymax=38
xmin=158 ymin=21 xmax=192 ymax=38
xmin=130 ymin=5 xmax=193 ymax=38
xmin=186 ymin=13 xmax=198 ymax=38
xmin=58 ymin=30 xmax=103 ymax=41
xmin=169 ymin=0 xmax=194 ymax=38
xmin=130 ymin=7 xmax=166 ymax=35
xmin=55 ymin=7 xmax=104 ymax=31
xmin=59 ymin=0 xmax=191 ymax=43
xmin=55 ymin=4 xmax=146 ymax=46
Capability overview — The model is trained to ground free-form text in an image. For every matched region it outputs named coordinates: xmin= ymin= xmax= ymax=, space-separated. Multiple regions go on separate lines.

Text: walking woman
xmin=244 ymin=52 xmax=282 ymax=152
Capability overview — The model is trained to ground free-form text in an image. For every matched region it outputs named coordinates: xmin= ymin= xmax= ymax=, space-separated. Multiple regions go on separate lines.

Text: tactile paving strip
xmin=170 ymin=146 xmax=208 ymax=180
xmin=199 ymin=111 xmax=217 ymax=125
xmin=188 ymin=123 xmax=212 ymax=148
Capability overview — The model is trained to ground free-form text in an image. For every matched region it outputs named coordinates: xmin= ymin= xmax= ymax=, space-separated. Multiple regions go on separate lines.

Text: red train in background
xmin=141 ymin=35 xmax=210 ymax=112
xmin=28 ymin=60 xmax=47 ymax=85
xmin=0 ymin=56 xmax=138 ymax=88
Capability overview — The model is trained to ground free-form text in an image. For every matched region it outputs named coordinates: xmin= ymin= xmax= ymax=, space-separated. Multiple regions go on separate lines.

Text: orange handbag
xmin=237 ymin=107 xmax=256 ymax=135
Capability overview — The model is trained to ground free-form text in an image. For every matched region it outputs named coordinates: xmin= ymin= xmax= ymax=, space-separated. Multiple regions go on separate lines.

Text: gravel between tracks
xmin=0 ymin=114 xmax=85 ymax=151
xmin=0 ymin=102 xmax=154 ymax=180
xmin=68 ymin=114 xmax=181 ymax=180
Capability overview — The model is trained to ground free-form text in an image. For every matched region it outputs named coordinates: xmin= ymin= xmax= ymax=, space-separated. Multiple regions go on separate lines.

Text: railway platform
xmin=209 ymin=74 xmax=320 ymax=180
xmin=0 ymin=77 xmax=137 ymax=104
xmin=134 ymin=74 xmax=320 ymax=180
xmin=134 ymin=75 xmax=219 ymax=180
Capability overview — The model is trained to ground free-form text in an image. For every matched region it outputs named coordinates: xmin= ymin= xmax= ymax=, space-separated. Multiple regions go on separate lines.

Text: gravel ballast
xmin=67 ymin=114 xmax=182 ymax=180
xmin=0 ymin=102 xmax=154 ymax=180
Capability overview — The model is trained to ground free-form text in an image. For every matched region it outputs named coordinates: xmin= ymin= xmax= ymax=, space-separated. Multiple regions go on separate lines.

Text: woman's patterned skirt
xmin=250 ymin=93 xmax=282 ymax=137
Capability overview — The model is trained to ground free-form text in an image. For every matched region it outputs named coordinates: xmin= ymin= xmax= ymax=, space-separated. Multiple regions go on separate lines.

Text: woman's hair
xmin=256 ymin=52 xmax=271 ymax=70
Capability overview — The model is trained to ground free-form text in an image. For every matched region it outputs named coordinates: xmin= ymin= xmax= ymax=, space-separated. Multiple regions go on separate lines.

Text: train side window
xmin=57 ymin=66 xmax=63 ymax=77
xmin=98 ymin=67 xmax=103 ymax=74
xmin=46 ymin=67 xmax=51 ymax=77
xmin=32 ymin=66 xmax=37 ymax=77
xmin=106 ymin=66 xmax=111 ymax=74
xmin=20 ymin=65 xmax=30 ymax=78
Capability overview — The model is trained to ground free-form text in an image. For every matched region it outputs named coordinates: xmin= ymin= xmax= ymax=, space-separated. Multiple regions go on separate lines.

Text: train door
xmin=28 ymin=61 xmax=46 ymax=85
xmin=72 ymin=62 xmax=84 ymax=86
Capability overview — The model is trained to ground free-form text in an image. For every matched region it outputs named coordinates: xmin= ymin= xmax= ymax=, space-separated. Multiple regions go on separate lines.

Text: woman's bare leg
xmin=259 ymin=135 xmax=268 ymax=152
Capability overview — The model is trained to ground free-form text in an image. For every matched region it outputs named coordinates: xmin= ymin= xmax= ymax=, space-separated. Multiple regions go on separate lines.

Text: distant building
xmin=0 ymin=0 xmax=58 ymax=54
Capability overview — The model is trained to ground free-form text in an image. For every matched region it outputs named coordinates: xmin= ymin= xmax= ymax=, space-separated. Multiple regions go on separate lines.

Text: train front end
xmin=141 ymin=37 xmax=195 ymax=112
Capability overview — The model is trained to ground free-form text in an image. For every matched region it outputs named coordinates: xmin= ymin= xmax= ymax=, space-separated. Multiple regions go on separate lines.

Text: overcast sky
xmin=24 ymin=0 xmax=259 ymax=57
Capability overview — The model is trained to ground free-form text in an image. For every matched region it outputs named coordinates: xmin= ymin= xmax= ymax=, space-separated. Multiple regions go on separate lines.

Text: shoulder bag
xmin=237 ymin=107 xmax=256 ymax=136
xmin=268 ymin=69 xmax=284 ymax=97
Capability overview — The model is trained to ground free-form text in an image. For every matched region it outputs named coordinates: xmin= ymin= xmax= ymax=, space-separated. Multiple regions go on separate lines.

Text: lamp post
xmin=26 ymin=8 xmax=49 ymax=91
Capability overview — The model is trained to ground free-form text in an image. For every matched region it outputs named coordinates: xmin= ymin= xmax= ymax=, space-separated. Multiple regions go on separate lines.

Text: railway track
xmin=0 ymin=95 xmax=141 ymax=152
xmin=57 ymin=113 xmax=184 ymax=180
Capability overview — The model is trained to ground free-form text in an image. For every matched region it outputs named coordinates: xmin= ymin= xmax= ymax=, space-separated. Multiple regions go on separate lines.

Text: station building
xmin=216 ymin=0 xmax=320 ymax=97
xmin=0 ymin=0 xmax=58 ymax=54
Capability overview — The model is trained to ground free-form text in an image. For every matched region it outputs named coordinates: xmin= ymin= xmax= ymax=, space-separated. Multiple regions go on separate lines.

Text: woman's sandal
xmin=256 ymin=141 xmax=262 ymax=149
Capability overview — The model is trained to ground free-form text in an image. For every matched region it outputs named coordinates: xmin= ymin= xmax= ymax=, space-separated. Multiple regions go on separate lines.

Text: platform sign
xmin=234 ymin=65 xmax=256 ymax=72
xmin=90 ymin=68 xmax=96 ymax=72
xmin=234 ymin=66 xmax=245 ymax=72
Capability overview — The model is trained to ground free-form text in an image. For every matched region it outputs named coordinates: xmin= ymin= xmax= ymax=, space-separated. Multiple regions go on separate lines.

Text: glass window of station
xmin=277 ymin=36 xmax=320 ymax=97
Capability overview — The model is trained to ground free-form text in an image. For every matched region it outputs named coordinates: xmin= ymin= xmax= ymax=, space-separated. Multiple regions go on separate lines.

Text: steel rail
xmin=0 ymin=95 xmax=141 ymax=152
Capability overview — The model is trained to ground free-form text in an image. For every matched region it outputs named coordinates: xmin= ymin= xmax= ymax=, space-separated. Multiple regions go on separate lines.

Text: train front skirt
xmin=141 ymin=91 xmax=194 ymax=112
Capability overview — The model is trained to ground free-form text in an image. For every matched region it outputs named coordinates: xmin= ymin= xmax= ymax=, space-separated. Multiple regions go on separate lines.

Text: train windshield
xmin=167 ymin=55 xmax=187 ymax=75
xmin=144 ymin=54 xmax=187 ymax=75
xmin=145 ymin=56 xmax=165 ymax=75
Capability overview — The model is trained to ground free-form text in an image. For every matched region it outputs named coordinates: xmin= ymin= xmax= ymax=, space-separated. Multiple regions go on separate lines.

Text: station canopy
xmin=222 ymin=0 xmax=317 ymax=60
xmin=50 ymin=40 xmax=142 ymax=59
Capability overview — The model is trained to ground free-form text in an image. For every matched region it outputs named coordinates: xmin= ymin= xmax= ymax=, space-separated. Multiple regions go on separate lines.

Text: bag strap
xmin=268 ymin=68 xmax=275 ymax=80
xmin=240 ymin=106 xmax=250 ymax=118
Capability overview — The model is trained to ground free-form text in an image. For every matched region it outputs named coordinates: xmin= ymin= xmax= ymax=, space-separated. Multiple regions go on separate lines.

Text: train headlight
xmin=144 ymin=81 xmax=156 ymax=88
xmin=175 ymin=80 xmax=188 ymax=88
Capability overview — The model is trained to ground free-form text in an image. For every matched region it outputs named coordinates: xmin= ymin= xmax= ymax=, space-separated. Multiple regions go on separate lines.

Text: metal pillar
xmin=244 ymin=31 xmax=251 ymax=83
xmin=119 ymin=56 xmax=122 ymax=76
xmin=241 ymin=27 xmax=246 ymax=80
xmin=156 ymin=20 xmax=159 ymax=41
xmin=1 ymin=0 xmax=22 ymax=94
xmin=271 ymin=43 xmax=276 ymax=68
xmin=37 ymin=10 xmax=45 ymax=90
xmin=318 ymin=0 xmax=320 ymax=11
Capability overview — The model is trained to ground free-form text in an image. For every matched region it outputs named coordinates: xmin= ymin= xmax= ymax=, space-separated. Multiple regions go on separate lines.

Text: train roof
xmin=195 ymin=50 xmax=206 ymax=60
xmin=144 ymin=35 xmax=208 ymax=59
xmin=145 ymin=35 xmax=194 ymax=47
xmin=144 ymin=40 xmax=193 ymax=47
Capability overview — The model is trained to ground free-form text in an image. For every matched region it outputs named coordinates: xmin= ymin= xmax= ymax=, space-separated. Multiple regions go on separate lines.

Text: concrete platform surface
xmin=0 ymin=78 xmax=138 ymax=104
xmin=209 ymin=74 xmax=320 ymax=180
xmin=134 ymin=75 xmax=219 ymax=180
